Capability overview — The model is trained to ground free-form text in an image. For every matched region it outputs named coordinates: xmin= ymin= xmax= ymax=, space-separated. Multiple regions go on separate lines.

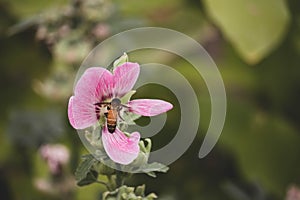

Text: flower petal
xmin=68 ymin=96 xmax=98 ymax=129
xmin=102 ymin=126 xmax=140 ymax=165
xmin=74 ymin=67 xmax=114 ymax=102
xmin=128 ymin=99 xmax=173 ymax=116
xmin=113 ymin=62 xmax=140 ymax=97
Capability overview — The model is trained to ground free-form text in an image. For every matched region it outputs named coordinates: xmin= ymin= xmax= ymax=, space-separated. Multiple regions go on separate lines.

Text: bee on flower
xmin=68 ymin=60 xmax=173 ymax=165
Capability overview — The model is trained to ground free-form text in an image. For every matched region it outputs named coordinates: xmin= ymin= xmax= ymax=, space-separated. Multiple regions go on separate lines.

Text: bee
xmin=95 ymin=98 xmax=127 ymax=133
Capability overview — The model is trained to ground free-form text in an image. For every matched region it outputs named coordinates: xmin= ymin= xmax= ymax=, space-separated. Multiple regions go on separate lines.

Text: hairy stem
xmin=107 ymin=175 xmax=117 ymax=191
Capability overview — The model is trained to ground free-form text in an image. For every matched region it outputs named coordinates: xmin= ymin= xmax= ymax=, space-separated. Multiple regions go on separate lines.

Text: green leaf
xmin=77 ymin=170 xmax=98 ymax=186
xmin=146 ymin=172 xmax=157 ymax=178
xmin=135 ymin=185 xmax=146 ymax=196
xmin=118 ymin=108 xmax=142 ymax=132
xmin=139 ymin=139 xmax=152 ymax=153
xmin=121 ymin=111 xmax=141 ymax=125
xmin=103 ymin=185 xmax=158 ymax=200
xmin=145 ymin=193 xmax=158 ymax=200
xmin=103 ymin=190 xmax=118 ymax=200
xmin=97 ymin=163 xmax=115 ymax=176
xmin=75 ymin=154 xmax=98 ymax=183
xmin=120 ymin=90 xmax=136 ymax=104
xmin=113 ymin=52 xmax=128 ymax=70
xmin=84 ymin=126 xmax=104 ymax=149
xmin=137 ymin=162 xmax=169 ymax=177
xmin=203 ymin=0 xmax=290 ymax=64
xmin=141 ymin=162 xmax=169 ymax=173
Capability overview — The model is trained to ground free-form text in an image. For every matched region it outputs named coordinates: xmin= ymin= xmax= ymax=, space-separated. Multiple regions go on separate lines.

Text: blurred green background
xmin=1 ymin=0 xmax=300 ymax=199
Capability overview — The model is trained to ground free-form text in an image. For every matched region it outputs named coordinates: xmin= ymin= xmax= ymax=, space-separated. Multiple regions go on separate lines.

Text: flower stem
xmin=115 ymin=170 xmax=124 ymax=188
xmin=115 ymin=164 xmax=125 ymax=188
xmin=106 ymin=175 xmax=117 ymax=191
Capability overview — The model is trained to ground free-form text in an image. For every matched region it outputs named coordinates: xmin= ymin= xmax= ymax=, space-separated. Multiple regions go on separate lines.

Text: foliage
xmin=203 ymin=0 xmax=290 ymax=64
xmin=102 ymin=185 xmax=157 ymax=200
xmin=1 ymin=0 xmax=300 ymax=199
xmin=74 ymin=150 xmax=168 ymax=199
xmin=75 ymin=139 xmax=169 ymax=187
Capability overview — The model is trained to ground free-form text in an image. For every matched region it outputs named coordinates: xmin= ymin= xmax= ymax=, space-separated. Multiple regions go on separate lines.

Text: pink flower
xmin=40 ymin=144 xmax=70 ymax=175
xmin=68 ymin=62 xmax=173 ymax=165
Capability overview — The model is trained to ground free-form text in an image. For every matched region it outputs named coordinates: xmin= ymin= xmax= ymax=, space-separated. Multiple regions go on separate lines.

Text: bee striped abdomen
xmin=107 ymin=109 xmax=117 ymax=133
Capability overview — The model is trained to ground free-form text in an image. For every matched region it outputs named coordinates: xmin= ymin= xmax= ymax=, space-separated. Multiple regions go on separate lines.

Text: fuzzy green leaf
xmin=135 ymin=185 xmax=146 ymax=196
xmin=120 ymin=90 xmax=136 ymax=104
xmin=146 ymin=172 xmax=157 ymax=178
xmin=146 ymin=193 xmax=158 ymax=199
xmin=113 ymin=53 xmax=128 ymax=70
xmin=137 ymin=162 xmax=169 ymax=178
xmin=121 ymin=111 xmax=141 ymax=125
xmin=77 ymin=170 xmax=98 ymax=186
xmin=140 ymin=162 xmax=169 ymax=173
xmin=75 ymin=154 xmax=98 ymax=183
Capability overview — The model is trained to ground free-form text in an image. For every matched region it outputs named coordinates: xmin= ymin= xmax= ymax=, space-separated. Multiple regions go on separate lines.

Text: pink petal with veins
xmin=128 ymin=99 xmax=173 ymax=116
xmin=68 ymin=67 xmax=114 ymax=129
xmin=68 ymin=96 xmax=98 ymax=129
xmin=68 ymin=63 xmax=140 ymax=130
xmin=102 ymin=126 xmax=140 ymax=165
xmin=74 ymin=67 xmax=113 ymax=101
xmin=113 ymin=62 xmax=140 ymax=97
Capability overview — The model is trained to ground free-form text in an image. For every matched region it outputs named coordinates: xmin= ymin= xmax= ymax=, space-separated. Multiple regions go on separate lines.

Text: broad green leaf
xmin=77 ymin=170 xmax=98 ymax=186
xmin=129 ymin=162 xmax=169 ymax=177
xmin=97 ymin=163 xmax=115 ymax=176
xmin=75 ymin=154 xmax=98 ymax=183
xmin=140 ymin=162 xmax=169 ymax=173
xmin=203 ymin=0 xmax=290 ymax=64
